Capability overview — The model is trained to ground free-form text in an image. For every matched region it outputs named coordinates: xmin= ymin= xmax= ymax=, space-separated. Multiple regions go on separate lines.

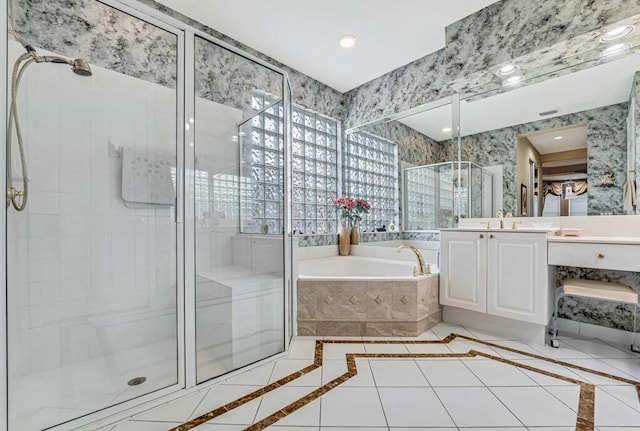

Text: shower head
xmin=71 ymin=58 xmax=92 ymax=77
xmin=39 ymin=55 xmax=92 ymax=77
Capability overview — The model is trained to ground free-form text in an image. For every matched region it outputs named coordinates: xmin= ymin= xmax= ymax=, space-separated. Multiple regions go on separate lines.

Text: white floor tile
xmin=462 ymin=358 xmax=537 ymax=386
xmin=222 ymin=362 xmax=275 ymax=386
xmin=492 ymin=340 xmax=545 ymax=360
xmin=595 ymin=387 xmax=640 ymax=426
xmin=320 ymin=387 xmax=387 ymax=427
xmin=320 ymin=359 xmax=349 ymax=385
xmin=600 ymin=385 xmax=640 ymax=412
xmin=564 ymin=339 xmax=639 ymax=359
xmin=416 ymin=359 xmax=484 ymax=387
xmin=434 ymin=387 xmax=522 ymax=427
xmin=340 ymin=358 xmax=375 ymax=387
xmin=378 ymin=387 xmax=455 ymax=427
xmin=199 ymin=425 xmax=246 ymax=430
xmin=267 ymin=427 xmax=318 ymax=431
xmin=255 ymin=387 xmax=319 ymax=426
xmin=430 ymin=323 xmax=476 ymax=339
xmin=446 ymin=339 xmax=501 ymax=357
xmin=321 ymin=343 xmax=366 ymax=360
xmin=111 ymin=420 xmax=182 ymax=430
xmin=364 ymin=343 xmax=408 ymax=353
xmin=529 ymin=341 xmax=594 ymax=359
xmin=511 ymin=359 xmax=584 ymax=386
xmin=369 ymin=359 xmax=429 ymax=387
xmin=189 ymin=384 xmax=263 ymax=420
xmin=559 ymin=358 xmax=637 ymax=386
xmin=601 ymin=357 xmax=640 ymax=380
xmin=491 ymin=386 xmax=577 ymax=426
xmin=544 ymin=385 xmax=581 ymax=412
xmin=287 ymin=339 xmax=318 ymax=359
xmin=133 ymin=390 xmax=208 ymax=422
xmin=405 ymin=343 xmax=453 ymax=354
xmin=466 ymin=327 xmax=513 ymax=341
xmin=269 ymin=359 xmax=321 ymax=387
xmin=206 ymin=398 xmax=261 ymax=426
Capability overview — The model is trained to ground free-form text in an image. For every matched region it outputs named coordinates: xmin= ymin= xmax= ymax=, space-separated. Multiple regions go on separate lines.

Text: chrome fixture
xmin=7 ymin=29 xmax=92 ymax=211
xmin=397 ymin=244 xmax=430 ymax=276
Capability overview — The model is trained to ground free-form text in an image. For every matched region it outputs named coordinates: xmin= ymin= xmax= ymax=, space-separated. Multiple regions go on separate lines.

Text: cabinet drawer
xmin=548 ymin=242 xmax=640 ymax=271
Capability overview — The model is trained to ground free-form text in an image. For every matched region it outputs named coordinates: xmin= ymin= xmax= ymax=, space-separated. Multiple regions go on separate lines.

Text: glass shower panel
xmin=194 ymin=36 xmax=285 ymax=384
xmin=6 ymin=2 xmax=180 ymax=430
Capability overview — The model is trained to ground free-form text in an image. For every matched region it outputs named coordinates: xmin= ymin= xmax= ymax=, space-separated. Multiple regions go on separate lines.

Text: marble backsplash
xmin=460 ymin=103 xmax=628 ymax=216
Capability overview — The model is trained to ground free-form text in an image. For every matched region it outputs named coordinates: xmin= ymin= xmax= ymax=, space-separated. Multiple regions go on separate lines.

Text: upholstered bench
xmin=549 ymin=279 xmax=640 ymax=352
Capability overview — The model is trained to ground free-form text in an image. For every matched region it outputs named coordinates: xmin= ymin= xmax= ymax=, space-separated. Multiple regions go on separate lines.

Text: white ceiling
xmin=526 ymin=125 xmax=587 ymax=155
xmin=153 ymin=0 xmax=500 ymax=92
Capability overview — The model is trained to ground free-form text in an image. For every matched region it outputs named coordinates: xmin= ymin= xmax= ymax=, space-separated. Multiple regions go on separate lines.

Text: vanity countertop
xmin=548 ymin=235 xmax=640 ymax=245
xmin=441 ymin=227 xmax=559 ymax=233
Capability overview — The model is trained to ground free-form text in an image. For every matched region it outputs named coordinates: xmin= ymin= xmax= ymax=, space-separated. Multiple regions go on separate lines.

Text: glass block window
xmin=241 ymin=92 xmax=340 ymax=235
xmin=344 ymin=132 xmax=399 ymax=232
xmin=404 ymin=163 xmax=453 ymax=230
xmin=240 ymin=95 xmax=284 ymax=234
xmin=291 ymin=107 xmax=339 ymax=235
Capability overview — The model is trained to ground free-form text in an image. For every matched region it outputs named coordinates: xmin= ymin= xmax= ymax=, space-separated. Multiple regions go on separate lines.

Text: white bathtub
xmin=298 ymin=256 xmax=437 ymax=281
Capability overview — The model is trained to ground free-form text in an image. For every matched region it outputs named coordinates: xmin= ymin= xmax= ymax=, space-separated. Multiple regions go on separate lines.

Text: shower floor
xmin=10 ymin=339 xmax=178 ymax=431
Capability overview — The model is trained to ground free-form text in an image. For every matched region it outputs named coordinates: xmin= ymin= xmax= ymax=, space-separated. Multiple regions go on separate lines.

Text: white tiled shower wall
xmin=7 ymin=41 xmax=179 ymax=376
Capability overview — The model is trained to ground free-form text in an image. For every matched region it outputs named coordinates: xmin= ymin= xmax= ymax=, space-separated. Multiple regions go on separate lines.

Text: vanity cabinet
xmin=440 ymin=230 xmax=549 ymax=325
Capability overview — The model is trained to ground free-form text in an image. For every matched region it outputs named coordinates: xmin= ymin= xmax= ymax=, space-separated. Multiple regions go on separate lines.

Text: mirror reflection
xmin=459 ymin=49 xmax=640 ymax=218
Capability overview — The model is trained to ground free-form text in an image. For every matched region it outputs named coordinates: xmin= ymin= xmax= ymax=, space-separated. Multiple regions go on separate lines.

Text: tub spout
xmin=396 ymin=244 xmax=430 ymax=276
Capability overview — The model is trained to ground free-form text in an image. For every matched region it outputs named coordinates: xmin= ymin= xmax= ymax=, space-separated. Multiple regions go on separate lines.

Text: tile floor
xmin=99 ymin=323 xmax=640 ymax=431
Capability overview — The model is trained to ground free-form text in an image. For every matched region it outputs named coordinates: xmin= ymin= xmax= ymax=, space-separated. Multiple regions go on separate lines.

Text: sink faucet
xmin=496 ymin=210 xmax=504 ymax=229
xmin=397 ymin=244 xmax=430 ymax=276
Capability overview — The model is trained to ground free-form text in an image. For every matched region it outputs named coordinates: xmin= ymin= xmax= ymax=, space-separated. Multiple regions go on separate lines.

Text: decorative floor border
xmin=169 ymin=334 xmax=640 ymax=431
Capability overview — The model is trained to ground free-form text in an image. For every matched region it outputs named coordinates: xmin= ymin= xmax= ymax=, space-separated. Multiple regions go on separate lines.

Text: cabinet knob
xmin=479 ymin=234 xmax=484 ymax=239
xmin=489 ymin=234 xmax=494 ymax=239
xmin=597 ymin=253 xmax=605 ymax=260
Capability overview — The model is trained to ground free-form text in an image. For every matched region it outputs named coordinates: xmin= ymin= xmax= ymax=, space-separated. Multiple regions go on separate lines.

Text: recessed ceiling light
xmin=503 ymin=76 xmax=523 ymax=87
xmin=554 ymin=136 xmax=564 ymax=140
xmin=496 ymin=64 xmax=519 ymax=76
xmin=339 ymin=35 xmax=357 ymax=48
xmin=601 ymin=25 xmax=635 ymax=42
xmin=442 ymin=127 xmax=452 ymax=133
xmin=600 ymin=43 xmax=631 ymax=57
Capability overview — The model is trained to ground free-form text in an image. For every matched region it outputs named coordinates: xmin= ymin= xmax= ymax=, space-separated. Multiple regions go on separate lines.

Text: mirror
xmin=347 ymin=15 xmax=640 ymax=225
xmin=457 ymin=16 xmax=640 ymax=217
xmin=345 ymin=97 xmax=460 ymax=232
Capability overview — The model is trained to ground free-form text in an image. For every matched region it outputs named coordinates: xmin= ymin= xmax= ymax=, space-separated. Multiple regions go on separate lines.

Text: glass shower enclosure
xmin=403 ymin=161 xmax=493 ymax=230
xmin=3 ymin=1 xmax=292 ymax=430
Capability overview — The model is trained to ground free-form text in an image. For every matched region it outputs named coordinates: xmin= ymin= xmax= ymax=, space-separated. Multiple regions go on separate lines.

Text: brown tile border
xmin=168 ymin=333 xmax=639 ymax=431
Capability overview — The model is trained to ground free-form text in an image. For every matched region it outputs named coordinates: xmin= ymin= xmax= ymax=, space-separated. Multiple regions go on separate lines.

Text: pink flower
xmin=355 ymin=199 xmax=370 ymax=212
xmin=334 ymin=197 xmax=355 ymax=210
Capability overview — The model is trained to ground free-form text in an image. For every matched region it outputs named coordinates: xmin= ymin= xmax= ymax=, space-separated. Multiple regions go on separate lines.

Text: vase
xmin=338 ymin=225 xmax=350 ymax=256
xmin=350 ymin=224 xmax=359 ymax=245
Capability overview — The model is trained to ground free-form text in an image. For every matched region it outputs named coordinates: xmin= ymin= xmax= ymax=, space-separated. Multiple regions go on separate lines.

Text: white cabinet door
xmin=486 ymin=232 xmax=547 ymax=324
xmin=440 ymin=231 xmax=487 ymax=313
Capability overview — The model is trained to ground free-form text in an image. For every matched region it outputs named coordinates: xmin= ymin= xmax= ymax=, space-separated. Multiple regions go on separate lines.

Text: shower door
xmin=192 ymin=35 xmax=288 ymax=384
xmin=5 ymin=1 xmax=183 ymax=429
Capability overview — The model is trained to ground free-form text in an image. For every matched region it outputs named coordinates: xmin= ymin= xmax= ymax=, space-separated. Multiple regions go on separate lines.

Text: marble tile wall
xmin=556 ymin=266 xmax=640 ymax=332
xmin=459 ymin=103 xmax=628 ymax=216
xmin=9 ymin=0 xmax=345 ymax=120
xmin=344 ymin=0 xmax=640 ymax=130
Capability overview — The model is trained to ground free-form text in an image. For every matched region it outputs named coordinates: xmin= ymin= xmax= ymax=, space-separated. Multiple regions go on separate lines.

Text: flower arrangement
xmin=334 ymin=197 xmax=355 ymax=226
xmin=333 ymin=197 xmax=370 ymax=227
xmin=352 ymin=199 xmax=370 ymax=225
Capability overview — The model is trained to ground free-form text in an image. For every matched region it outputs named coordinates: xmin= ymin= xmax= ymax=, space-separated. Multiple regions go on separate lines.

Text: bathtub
xmin=298 ymin=256 xmax=436 ymax=280
xmin=297 ymin=256 xmax=442 ymax=337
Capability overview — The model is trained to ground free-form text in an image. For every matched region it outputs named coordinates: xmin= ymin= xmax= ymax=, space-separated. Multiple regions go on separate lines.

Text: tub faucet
xmin=397 ymin=244 xmax=430 ymax=276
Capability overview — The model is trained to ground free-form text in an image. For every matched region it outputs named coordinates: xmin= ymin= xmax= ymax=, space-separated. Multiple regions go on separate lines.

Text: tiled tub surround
xmin=297 ymin=256 xmax=441 ymax=337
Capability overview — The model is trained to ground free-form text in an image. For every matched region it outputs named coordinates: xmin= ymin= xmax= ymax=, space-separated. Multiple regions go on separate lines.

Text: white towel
xmin=623 ymin=177 xmax=636 ymax=212
xmin=121 ymin=147 xmax=176 ymax=206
